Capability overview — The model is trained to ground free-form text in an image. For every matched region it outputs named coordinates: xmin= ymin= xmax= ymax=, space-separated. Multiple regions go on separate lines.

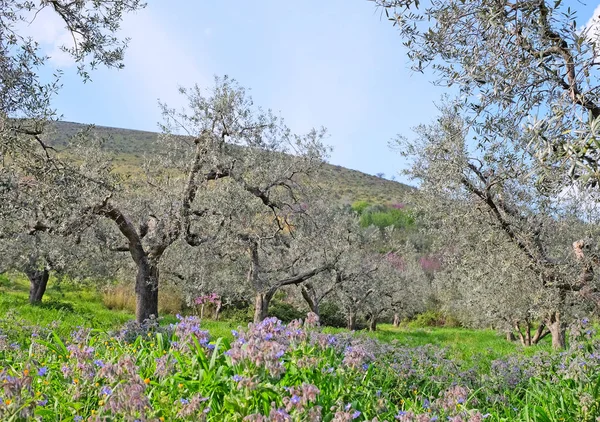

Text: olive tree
xmin=374 ymin=0 xmax=600 ymax=186
xmin=79 ymin=77 xmax=328 ymax=322
xmin=0 ymin=0 xmax=145 ymax=168
xmin=1 ymin=1 xmax=145 ymax=297
xmin=399 ymin=106 xmax=599 ymax=348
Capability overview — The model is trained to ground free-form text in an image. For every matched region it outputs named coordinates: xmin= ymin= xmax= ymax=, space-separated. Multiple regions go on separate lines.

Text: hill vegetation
xmin=48 ymin=121 xmax=414 ymax=206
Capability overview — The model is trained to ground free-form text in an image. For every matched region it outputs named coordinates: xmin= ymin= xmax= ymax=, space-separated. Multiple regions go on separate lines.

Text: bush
xmin=350 ymin=200 xmax=372 ymax=214
xmin=360 ymin=206 xmax=415 ymax=229
xmin=319 ymin=301 xmax=347 ymax=328
xmin=268 ymin=300 xmax=305 ymax=323
xmin=408 ymin=310 xmax=462 ymax=328
xmin=219 ymin=305 xmax=253 ymax=324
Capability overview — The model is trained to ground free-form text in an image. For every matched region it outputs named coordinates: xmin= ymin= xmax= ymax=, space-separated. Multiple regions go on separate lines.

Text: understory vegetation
xmin=1 ymin=298 xmax=599 ymax=421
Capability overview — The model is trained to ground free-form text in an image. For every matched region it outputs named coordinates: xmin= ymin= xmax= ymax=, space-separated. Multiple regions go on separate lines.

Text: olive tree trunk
xmin=26 ymin=268 xmax=49 ymax=304
xmin=547 ymin=312 xmax=565 ymax=350
xmin=253 ymin=290 xmax=276 ymax=324
xmin=135 ymin=260 xmax=159 ymax=323
xmin=393 ymin=313 xmax=401 ymax=327
xmin=347 ymin=311 xmax=357 ymax=330
xmin=368 ymin=314 xmax=378 ymax=331
xmin=213 ymin=301 xmax=222 ymax=320
xmin=301 ymin=283 xmax=320 ymax=319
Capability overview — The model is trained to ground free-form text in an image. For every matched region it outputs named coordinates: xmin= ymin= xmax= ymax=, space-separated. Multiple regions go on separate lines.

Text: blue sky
xmin=27 ymin=1 xmax=600 ymax=184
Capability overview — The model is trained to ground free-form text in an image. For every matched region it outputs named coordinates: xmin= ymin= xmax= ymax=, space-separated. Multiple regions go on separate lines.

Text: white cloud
xmin=585 ymin=4 xmax=600 ymax=43
xmin=17 ymin=5 xmax=77 ymax=67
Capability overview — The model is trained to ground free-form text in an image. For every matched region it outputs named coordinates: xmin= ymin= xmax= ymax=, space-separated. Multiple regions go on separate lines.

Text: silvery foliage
xmin=398 ymin=105 xmax=600 ymax=332
xmin=374 ymin=0 xmax=600 ymax=188
xmin=381 ymin=244 xmax=430 ymax=320
xmin=0 ymin=130 xmax=127 ymax=287
xmin=162 ymin=200 xmax=365 ymax=319
xmin=333 ymin=238 xmax=429 ymax=327
xmin=63 ymin=76 xmax=330 ymax=320
xmin=0 ymin=0 xmax=145 ymax=172
xmin=0 ymin=0 xmax=145 ymax=277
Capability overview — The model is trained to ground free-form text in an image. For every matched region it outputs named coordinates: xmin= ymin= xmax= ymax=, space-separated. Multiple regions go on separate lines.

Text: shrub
xmin=319 ymin=301 xmax=347 ymax=328
xmin=268 ymin=300 xmax=305 ymax=323
xmin=350 ymin=200 xmax=371 ymax=214
xmin=408 ymin=310 xmax=462 ymax=328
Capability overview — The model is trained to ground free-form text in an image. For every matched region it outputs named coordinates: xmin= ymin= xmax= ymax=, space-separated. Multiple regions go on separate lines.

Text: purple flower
xmin=352 ymin=410 xmax=361 ymax=419
xmin=37 ymin=367 xmax=48 ymax=376
xmin=232 ymin=375 xmax=242 ymax=382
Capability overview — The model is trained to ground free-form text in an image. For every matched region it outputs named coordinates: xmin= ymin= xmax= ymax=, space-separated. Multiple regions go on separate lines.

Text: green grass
xmin=324 ymin=324 xmax=552 ymax=365
xmin=0 ymin=272 xmax=553 ymax=363
xmin=0 ymin=273 xmax=248 ymax=342
xmin=0 ymin=273 xmax=133 ymax=336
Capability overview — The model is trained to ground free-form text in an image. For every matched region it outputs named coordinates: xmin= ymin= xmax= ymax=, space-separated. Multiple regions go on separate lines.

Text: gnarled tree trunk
xmin=135 ymin=260 xmax=159 ymax=323
xmin=347 ymin=311 xmax=357 ymax=330
xmin=253 ymin=290 xmax=275 ymax=323
xmin=213 ymin=301 xmax=222 ymax=320
xmin=301 ymin=283 xmax=320 ymax=318
xmin=26 ymin=268 xmax=49 ymax=304
xmin=368 ymin=313 xmax=378 ymax=331
xmin=393 ymin=313 xmax=401 ymax=327
xmin=546 ymin=312 xmax=565 ymax=350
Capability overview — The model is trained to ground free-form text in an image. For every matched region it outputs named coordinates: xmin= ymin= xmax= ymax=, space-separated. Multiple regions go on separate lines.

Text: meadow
xmin=1 ymin=274 xmax=599 ymax=421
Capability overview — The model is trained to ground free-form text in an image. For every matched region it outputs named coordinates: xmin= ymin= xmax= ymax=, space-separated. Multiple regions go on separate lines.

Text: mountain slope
xmin=50 ymin=121 xmax=413 ymax=205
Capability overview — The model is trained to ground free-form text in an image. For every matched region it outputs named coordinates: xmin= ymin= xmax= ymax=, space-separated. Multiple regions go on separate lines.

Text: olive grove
xmin=374 ymin=0 xmax=600 ymax=347
xmin=398 ymin=106 xmax=600 ymax=348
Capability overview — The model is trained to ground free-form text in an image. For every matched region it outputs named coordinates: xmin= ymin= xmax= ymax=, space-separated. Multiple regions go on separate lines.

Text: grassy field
xmin=1 ymin=272 xmax=550 ymax=363
xmin=1 ymin=274 xmax=600 ymax=421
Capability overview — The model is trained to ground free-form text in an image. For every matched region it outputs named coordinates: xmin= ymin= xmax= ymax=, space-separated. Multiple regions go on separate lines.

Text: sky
xmin=23 ymin=1 xmax=600 ymax=184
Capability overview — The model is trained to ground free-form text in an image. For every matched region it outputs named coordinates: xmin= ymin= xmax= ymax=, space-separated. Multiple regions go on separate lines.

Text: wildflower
xmin=144 ymin=378 xmax=150 ymax=385
xmin=352 ymin=410 xmax=361 ymax=419
xmin=37 ymin=367 xmax=47 ymax=376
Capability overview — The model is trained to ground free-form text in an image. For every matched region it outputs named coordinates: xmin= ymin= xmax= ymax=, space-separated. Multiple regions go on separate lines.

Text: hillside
xmin=49 ymin=121 xmax=414 ymax=205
